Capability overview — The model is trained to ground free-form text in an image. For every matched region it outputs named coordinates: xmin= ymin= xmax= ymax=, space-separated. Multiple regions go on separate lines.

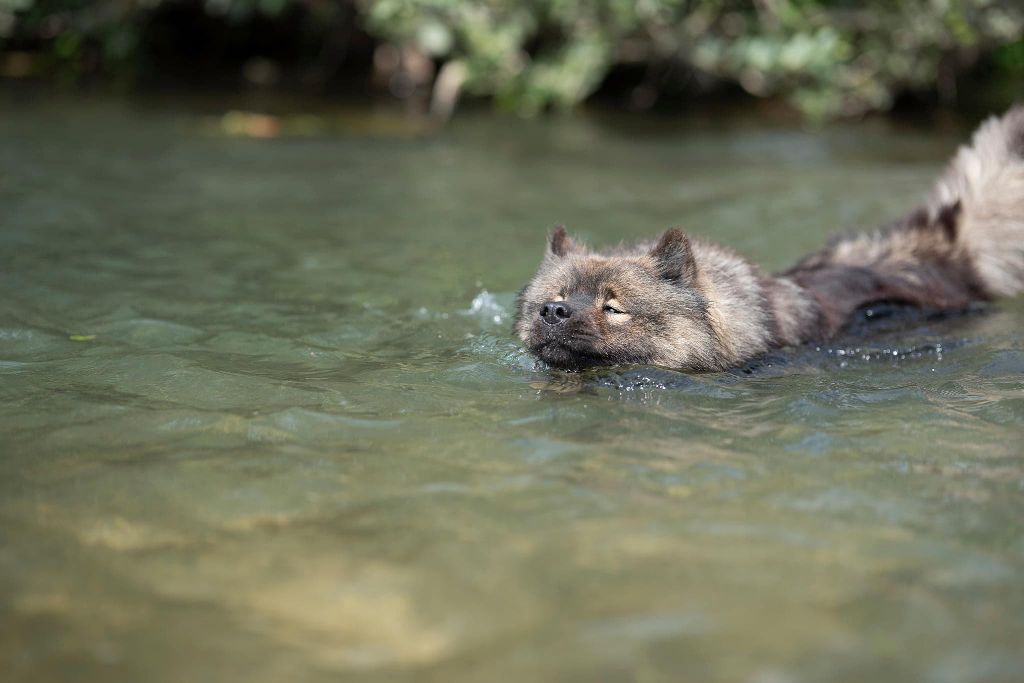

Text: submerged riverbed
xmin=2 ymin=94 xmax=1023 ymax=683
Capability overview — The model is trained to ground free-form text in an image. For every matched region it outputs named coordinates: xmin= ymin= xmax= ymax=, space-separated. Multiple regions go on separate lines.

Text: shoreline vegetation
xmin=2 ymin=1 xmax=1022 ymax=121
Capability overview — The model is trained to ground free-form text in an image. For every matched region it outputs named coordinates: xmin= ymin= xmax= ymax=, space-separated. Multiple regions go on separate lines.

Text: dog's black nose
xmin=540 ymin=301 xmax=572 ymax=325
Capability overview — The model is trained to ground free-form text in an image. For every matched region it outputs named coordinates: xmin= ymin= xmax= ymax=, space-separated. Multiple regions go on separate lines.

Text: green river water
xmin=1 ymin=94 xmax=1023 ymax=683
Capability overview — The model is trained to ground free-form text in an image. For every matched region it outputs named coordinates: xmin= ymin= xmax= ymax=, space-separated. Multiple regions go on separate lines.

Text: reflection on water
xmin=1 ymin=95 xmax=1022 ymax=683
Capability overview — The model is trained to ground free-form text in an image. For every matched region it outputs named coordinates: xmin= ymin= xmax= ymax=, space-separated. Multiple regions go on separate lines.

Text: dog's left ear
xmin=650 ymin=228 xmax=697 ymax=284
xmin=548 ymin=224 xmax=577 ymax=258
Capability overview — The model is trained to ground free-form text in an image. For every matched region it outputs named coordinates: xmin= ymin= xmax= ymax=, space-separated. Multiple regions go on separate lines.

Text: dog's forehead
xmin=562 ymin=256 xmax=648 ymax=294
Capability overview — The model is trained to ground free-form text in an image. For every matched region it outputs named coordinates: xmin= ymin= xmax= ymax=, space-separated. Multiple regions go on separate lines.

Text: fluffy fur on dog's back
xmin=515 ymin=105 xmax=1024 ymax=372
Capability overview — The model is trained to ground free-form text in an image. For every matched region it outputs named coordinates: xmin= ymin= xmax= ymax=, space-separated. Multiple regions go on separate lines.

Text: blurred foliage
xmin=2 ymin=0 xmax=1022 ymax=119
xmin=364 ymin=0 xmax=1024 ymax=118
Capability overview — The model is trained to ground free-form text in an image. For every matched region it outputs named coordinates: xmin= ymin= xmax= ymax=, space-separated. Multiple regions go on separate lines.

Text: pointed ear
xmin=650 ymin=228 xmax=697 ymax=284
xmin=548 ymin=224 xmax=577 ymax=258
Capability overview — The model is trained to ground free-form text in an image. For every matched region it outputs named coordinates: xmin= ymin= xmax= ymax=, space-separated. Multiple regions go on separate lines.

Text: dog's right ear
xmin=548 ymin=225 xmax=577 ymax=258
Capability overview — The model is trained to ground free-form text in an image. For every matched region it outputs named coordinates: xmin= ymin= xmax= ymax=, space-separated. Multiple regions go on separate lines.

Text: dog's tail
xmin=784 ymin=105 xmax=1024 ymax=336
xmin=928 ymin=104 xmax=1024 ymax=298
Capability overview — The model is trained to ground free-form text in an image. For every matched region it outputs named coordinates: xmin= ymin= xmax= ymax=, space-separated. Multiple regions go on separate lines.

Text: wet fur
xmin=515 ymin=105 xmax=1024 ymax=371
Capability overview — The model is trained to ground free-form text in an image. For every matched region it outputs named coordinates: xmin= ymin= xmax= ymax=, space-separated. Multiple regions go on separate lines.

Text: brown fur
xmin=515 ymin=105 xmax=1024 ymax=371
xmin=783 ymin=201 xmax=991 ymax=336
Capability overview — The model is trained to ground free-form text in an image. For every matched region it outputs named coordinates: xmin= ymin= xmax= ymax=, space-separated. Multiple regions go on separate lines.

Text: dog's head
xmin=515 ymin=226 xmax=718 ymax=370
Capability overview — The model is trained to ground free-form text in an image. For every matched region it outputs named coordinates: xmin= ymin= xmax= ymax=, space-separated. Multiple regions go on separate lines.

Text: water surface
xmin=2 ymin=95 xmax=1023 ymax=683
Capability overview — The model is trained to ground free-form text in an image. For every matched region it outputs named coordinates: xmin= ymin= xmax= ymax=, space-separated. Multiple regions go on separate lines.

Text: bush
xmin=364 ymin=0 xmax=1024 ymax=118
xmin=2 ymin=0 xmax=1022 ymax=119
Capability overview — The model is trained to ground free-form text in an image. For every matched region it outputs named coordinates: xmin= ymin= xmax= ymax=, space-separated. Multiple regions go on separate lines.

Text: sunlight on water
xmin=1 ymin=95 xmax=1022 ymax=683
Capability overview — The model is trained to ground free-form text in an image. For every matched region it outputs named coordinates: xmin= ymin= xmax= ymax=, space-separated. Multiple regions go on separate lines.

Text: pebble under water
xmin=1 ymin=95 xmax=1023 ymax=683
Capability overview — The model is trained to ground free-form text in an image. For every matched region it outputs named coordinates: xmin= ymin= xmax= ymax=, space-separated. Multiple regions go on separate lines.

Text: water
xmin=2 ymin=94 xmax=1023 ymax=683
